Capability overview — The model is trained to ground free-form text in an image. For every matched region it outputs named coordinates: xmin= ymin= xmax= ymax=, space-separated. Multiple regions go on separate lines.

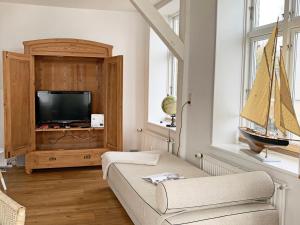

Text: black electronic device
xmin=36 ymin=91 xmax=91 ymax=125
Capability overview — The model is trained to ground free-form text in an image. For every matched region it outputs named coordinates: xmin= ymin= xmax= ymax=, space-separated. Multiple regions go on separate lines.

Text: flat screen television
xmin=36 ymin=91 xmax=92 ymax=124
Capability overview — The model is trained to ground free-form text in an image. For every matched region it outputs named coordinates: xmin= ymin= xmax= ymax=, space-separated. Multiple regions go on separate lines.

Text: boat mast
xmin=265 ymin=21 xmax=279 ymax=136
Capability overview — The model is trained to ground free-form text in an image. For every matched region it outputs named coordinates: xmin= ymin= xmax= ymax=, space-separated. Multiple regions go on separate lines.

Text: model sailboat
xmin=240 ymin=22 xmax=300 ymax=154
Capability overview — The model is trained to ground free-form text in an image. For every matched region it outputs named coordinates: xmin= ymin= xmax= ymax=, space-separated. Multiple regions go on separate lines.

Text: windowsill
xmin=211 ymin=143 xmax=299 ymax=177
xmin=147 ymin=121 xmax=176 ymax=132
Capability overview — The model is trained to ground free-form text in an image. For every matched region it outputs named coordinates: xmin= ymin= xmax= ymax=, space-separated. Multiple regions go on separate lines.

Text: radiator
xmin=141 ymin=130 xmax=171 ymax=152
xmin=196 ymin=153 xmax=287 ymax=225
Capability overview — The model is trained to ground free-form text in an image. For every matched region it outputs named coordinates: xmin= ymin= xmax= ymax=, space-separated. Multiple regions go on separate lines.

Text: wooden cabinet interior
xmin=35 ymin=56 xmax=105 ymax=114
xmin=2 ymin=39 xmax=123 ymax=174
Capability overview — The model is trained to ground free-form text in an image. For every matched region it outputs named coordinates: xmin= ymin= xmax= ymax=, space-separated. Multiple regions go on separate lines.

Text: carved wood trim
xmin=23 ymin=38 xmax=113 ymax=57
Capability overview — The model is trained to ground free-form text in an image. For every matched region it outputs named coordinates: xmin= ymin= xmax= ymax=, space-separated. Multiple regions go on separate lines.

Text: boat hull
xmin=239 ymin=127 xmax=289 ymax=154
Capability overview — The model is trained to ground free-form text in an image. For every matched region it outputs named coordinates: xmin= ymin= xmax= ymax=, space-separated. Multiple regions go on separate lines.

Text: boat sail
xmin=276 ymin=51 xmax=300 ymax=136
xmin=274 ymin=75 xmax=286 ymax=135
xmin=240 ymin=25 xmax=277 ymax=128
xmin=240 ymin=23 xmax=300 ymax=154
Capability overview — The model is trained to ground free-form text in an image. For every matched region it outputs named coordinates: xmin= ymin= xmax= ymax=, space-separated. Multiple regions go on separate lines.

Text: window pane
xmin=296 ymin=0 xmax=300 ymax=16
xmin=253 ymin=37 xmax=283 ymax=77
xmin=167 ymin=14 xmax=179 ymax=97
xmin=169 ymin=56 xmax=178 ymax=96
xmin=293 ymin=32 xmax=300 ymax=123
xmin=247 ymin=36 xmax=283 ymax=133
xmin=255 ymin=0 xmax=284 ymax=27
xmin=148 ymin=29 xmax=170 ymax=124
xmin=172 ymin=15 xmax=179 ymax=35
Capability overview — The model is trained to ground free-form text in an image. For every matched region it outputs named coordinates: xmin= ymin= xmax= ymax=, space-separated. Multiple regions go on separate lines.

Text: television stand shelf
xmin=35 ymin=127 xmax=104 ymax=132
xmin=25 ymin=148 xmax=108 ymax=174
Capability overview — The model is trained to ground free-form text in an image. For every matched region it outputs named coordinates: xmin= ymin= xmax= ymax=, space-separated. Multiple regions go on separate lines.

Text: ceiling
xmin=0 ymin=0 xmax=163 ymax=11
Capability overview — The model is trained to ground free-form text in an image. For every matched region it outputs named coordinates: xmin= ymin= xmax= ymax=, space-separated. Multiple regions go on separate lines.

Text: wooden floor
xmin=2 ymin=167 xmax=134 ymax=225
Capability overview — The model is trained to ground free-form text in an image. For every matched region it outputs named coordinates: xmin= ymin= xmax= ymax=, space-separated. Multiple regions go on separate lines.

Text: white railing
xmin=196 ymin=153 xmax=287 ymax=225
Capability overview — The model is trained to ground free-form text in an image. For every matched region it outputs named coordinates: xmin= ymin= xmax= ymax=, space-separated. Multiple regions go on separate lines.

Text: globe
xmin=161 ymin=95 xmax=176 ymax=116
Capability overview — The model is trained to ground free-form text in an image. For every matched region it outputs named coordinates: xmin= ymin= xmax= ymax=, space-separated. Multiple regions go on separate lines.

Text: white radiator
xmin=141 ymin=131 xmax=171 ymax=152
xmin=196 ymin=153 xmax=287 ymax=225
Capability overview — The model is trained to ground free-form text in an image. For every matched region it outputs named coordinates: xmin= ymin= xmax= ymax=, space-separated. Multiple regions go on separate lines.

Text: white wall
xmin=183 ymin=0 xmax=217 ymax=163
xmin=212 ymin=0 xmax=245 ymax=145
xmin=0 ymin=2 xmax=147 ymax=150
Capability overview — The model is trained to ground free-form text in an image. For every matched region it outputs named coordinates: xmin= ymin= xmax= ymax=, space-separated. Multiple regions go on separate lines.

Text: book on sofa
xmin=142 ymin=172 xmax=184 ymax=185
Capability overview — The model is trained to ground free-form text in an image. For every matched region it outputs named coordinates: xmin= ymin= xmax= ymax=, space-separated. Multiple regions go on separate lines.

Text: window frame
xmin=242 ymin=0 xmax=300 ymax=156
xmin=145 ymin=9 xmax=180 ymax=134
xmin=167 ymin=12 xmax=179 ymax=97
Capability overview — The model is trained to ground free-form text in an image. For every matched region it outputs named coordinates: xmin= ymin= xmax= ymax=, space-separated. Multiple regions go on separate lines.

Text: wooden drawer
xmin=25 ymin=148 xmax=108 ymax=174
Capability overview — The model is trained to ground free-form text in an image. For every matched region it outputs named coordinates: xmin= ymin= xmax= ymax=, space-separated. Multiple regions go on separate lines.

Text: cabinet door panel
xmin=104 ymin=56 xmax=123 ymax=150
xmin=3 ymin=51 xmax=33 ymax=158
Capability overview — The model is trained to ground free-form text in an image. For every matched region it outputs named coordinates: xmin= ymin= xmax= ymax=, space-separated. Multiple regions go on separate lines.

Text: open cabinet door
xmin=104 ymin=56 xmax=123 ymax=151
xmin=3 ymin=52 xmax=34 ymax=158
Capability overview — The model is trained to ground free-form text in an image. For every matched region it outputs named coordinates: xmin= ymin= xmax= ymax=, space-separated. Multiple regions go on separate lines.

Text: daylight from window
xmin=168 ymin=14 xmax=179 ymax=97
xmin=293 ymin=32 xmax=300 ymax=124
xmin=255 ymin=0 xmax=284 ymax=26
xmin=244 ymin=0 xmax=300 ymax=138
xmin=148 ymin=10 xmax=179 ymax=127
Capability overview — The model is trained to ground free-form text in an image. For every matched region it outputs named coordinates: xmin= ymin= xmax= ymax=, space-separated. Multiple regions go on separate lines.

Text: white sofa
xmin=106 ymin=152 xmax=279 ymax=225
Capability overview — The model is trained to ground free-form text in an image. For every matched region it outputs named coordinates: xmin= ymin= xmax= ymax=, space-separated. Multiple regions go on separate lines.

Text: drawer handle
xmin=83 ymin=154 xmax=91 ymax=159
xmin=49 ymin=157 xmax=56 ymax=161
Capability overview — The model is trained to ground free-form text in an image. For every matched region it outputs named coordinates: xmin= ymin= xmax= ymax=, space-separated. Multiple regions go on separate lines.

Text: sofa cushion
xmin=156 ymin=171 xmax=275 ymax=214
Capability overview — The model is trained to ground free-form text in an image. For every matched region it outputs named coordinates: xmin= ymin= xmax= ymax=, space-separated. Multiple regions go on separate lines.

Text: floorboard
xmin=2 ymin=167 xmax=133 ymax=225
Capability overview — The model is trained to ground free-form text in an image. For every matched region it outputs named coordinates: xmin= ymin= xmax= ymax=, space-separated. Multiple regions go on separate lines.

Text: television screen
xmin=36 ymin=91 xmax=91 ymax=124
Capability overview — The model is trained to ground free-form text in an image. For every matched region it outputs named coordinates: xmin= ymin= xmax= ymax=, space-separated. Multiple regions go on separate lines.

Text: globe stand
xmin=165 ymin=114 xmax=176 ymax=153
xmin=166 ymin=114 xmax=176 ymax=128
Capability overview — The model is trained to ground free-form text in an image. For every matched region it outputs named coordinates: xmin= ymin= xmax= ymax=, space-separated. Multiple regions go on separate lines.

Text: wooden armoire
xmin=2 ymin=39 xmax=123 ymax=174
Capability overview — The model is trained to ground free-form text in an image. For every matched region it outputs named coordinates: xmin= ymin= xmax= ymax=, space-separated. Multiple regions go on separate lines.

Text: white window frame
xmin=167 ymin=12 xmax=179 ymax=97
xmin=242 ymin=0 xmax=300 ymax=148
xmin=243 ymin=0 xmax=294 ymax=116
xmin=144 ymin=4 xmax=180 ymax=135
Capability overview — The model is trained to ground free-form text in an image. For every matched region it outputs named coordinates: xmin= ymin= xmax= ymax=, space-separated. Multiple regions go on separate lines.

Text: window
xmin=147 ymin=10 xmax=179 ymax=127
xmin=253 ymin=0 xmax=285 ymax=27
xmin=168 ymin=14 xmax=179 ymax=97
xmin=293 ymin=31 xmax=300 ymax=120
xmin=295 ymin=0 xmax=300 ymax=16
xmin=243 ymin=0 xmax=300 ymax=155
